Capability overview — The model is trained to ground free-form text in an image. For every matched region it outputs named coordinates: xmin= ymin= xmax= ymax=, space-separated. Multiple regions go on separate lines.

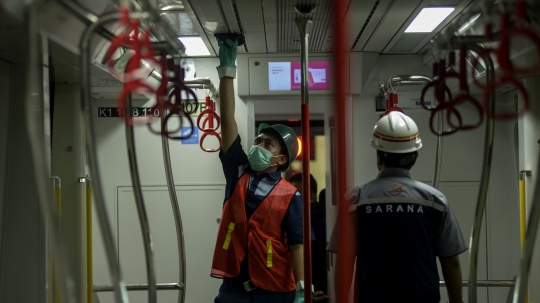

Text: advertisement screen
xmin=268 ymin=61 xmax=330 ymax=91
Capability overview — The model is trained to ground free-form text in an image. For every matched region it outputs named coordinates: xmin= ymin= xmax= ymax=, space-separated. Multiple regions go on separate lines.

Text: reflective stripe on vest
xmin=223 ymin=223 xmax=235 ymax=250
xmin=266 ymin=239 xmax=273 ymax=267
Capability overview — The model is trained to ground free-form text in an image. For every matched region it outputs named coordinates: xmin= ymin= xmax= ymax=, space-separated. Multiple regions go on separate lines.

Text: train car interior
xmin=1 ymin=0 xmax=540 ymax=302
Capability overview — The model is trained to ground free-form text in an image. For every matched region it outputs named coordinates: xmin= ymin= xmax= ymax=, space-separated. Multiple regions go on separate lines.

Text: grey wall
xmin=0 ymin=60 xmax=47 ymax=303
xmin=0 ymin=60 xmax=12 ymax=256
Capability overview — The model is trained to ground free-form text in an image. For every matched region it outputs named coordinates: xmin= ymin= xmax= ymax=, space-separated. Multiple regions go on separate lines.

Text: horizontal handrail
xmin=439 ymin=280 xmax=515 ymax=288
xmin=93 ymin=283 xmax=185 ymax=292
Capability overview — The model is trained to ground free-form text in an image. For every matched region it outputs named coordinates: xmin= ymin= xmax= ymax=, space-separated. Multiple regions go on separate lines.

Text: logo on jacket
xmin=387 ymin=183 xmax=402 ymax=196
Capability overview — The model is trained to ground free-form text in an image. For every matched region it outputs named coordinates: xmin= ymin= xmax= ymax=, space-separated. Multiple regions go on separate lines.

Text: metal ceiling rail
xmin=159 ymin=76 xmax=219 ymax=97
xmin=378 ymin=74 xmax=432 ymax=96
xmin=138 ymin=0 xmax=186 ymax=55
xmin=185 ymin=78 xmax=219 ymax=97
xmin=430 ymin=0 xmax=540 ymax=49
xmin=378 ymin=74 xmax=443 ymax=190
xmin=57 ymin=0 xmax=182 ymax=53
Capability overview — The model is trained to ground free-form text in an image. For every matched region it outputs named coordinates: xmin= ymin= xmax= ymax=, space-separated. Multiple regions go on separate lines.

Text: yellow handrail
xmin=53 ymin=177 xmax=61 ymax=303
xmin=519 ymin=170 xmax=531 ymax=303
xmin=87 ymin=179 xmax=93 ymax=303
xmin=519 ymin=178 xmax=527 ymax=250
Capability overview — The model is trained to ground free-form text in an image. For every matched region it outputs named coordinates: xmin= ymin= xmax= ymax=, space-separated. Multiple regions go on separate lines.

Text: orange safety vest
xmin=210 ymin=172 xmax=297 ymax=292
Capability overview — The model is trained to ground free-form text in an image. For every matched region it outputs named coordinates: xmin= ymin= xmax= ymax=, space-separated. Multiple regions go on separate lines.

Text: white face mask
xmin=247 ymin=145 xmax=283 ymax=171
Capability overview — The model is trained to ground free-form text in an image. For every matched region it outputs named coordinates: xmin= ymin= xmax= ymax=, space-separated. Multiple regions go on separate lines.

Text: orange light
xmin=297 ymin=137 xmax=302 ymax=157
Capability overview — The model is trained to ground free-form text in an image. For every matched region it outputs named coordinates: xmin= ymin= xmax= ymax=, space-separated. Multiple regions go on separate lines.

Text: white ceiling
xmin=185 ymin=0 xmax=476 ymax=55
xmin=41 ymin=0 xmax=478 ymax=86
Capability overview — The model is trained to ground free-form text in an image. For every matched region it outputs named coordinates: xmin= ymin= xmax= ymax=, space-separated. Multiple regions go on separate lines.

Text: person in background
xmin=289 ymin=173 xmax=329 ymax=302
xmin=209 ymin=34 xmax=312 ymax=303
xmin=328 ymin=111 xmax=467 ymax=303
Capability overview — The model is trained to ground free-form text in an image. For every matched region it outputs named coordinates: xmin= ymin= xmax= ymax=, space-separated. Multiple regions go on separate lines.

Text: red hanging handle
xmin=197 ymin=96 xmax=222 ymax=152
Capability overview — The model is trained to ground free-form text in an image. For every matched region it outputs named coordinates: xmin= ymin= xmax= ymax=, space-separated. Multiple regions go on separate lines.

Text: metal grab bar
xmin=467 ymin=44 xmax=496 ymax=303
xmin=138 ymin=0 xmax=186 ymax=55
xmin=378 ymin=74 xmax=443 ymax=189
xmin=440 ymin=280 xmax=515 ymax=287
xmin=379 ymin=74 xmax=433 ymax=95
xmin=125 ymin=94 xmax=157 ymax=303
xmin=80 ymin=12 xmax=149 ymax=303
xmin=84 ymin=178 xmax=93 ymax=303
xmin=185 ymin=78 xmax=218 ymax=98
xmin=157 ymin=75 xmax=219 ymax=98
xmin=94 ymin=283 xmax=185 ymax=292
xmin=296 ymin=18 xmax=313 ymax=303
xmin=81 ymin=11 xmax=189 ymax=303
xmin=57 ymin=0 xmax=172 ymax=51
xmin=161 ymin=113 xmax=187 ymax=303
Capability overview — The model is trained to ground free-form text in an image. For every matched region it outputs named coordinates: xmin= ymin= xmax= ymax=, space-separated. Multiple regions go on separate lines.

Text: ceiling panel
xmin=262 ymin=0 xmax=279 ymax=52
xmin=351 ymin=0 xmax=393 ymax=52
xmin=383 ymin=0 xmax=476 ymax=54
xmin=182 ymin=0 xmax=228 ymax=56
xmin=343 ymin=0 xmax=379 ymax=51
xmin=362 ymin=0 xmax=423 ymax=53
xmin=235 ymin=0 xmax=267 ymax=53
xmin=276 ymin=0 xmax=338 ymax=52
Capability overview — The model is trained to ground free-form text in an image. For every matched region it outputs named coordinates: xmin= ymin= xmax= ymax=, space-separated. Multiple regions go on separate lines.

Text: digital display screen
xmin=268 ymin=61 xmax=330 ymax=91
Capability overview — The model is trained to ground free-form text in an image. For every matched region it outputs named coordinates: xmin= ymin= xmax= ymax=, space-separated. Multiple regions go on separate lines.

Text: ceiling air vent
xmin=351 ymin=0 xmax=380 ymax=50
xmin=232 ymin=2 xmax=249 ymax=52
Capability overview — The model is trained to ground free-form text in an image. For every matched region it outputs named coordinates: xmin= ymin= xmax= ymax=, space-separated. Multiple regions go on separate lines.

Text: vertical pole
xmin=333 ymin=0 xmax=354 ymax=302
xmin=86 ymin=179 xmax=93 ymax=303
xmin=295 ymin=18 xmax=313 ymax=303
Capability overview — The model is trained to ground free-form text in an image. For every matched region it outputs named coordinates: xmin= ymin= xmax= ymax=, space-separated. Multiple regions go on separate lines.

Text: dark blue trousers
xmin=214 ymin=281 xmax=295 ymax=303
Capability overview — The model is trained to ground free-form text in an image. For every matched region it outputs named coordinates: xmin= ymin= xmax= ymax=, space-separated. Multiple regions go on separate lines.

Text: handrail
xmin=379 ymin=74 xmax=433 ymax=95
xmin=80 ymin=12 xmax=147 ymax=303
xmin=94 ymin=283 xmax=185 ymax=292
xmin=80 ymin=11 xmax=190 ymax=303
xmin=439 ymin=280 xmax=515 ymax=287
xmin=514 ymin=165 xmax=540 ymax=302
xmin=138 ymin=0 xmax=186 ymax=55
xmin=84 ymin=177 xmax=93 ymax=303
xmin=296 ymin=18 xmax=313 ymax=303
xmin=125 ymin=94 xmax=157 ymax=303
xmin=57 ymin=0 xmax=171 ymax=51
xmin=378 ymin=74 xmax=443 ymax=189
xmin=153 ymin=73 xmax=219 ymax=98
xmin=161 ymin=113 xmax=187 ymax=303
xmin=466 ymin=44 xmax=496 ymax=303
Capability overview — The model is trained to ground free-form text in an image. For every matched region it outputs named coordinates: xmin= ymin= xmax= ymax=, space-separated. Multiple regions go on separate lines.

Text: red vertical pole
xmin=301 ymin=104 xmax=312 ymax=303
xmin=333 ymin=0 xmax=355 ymax=302
xmin=296 ymin=18 xmax=313 ymax=302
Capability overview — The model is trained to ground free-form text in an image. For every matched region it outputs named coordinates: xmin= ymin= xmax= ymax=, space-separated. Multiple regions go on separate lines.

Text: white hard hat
xmin=370 ymin=111 xmax=422 ymax=153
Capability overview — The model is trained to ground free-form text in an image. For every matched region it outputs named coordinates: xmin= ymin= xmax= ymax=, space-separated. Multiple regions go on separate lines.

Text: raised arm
xmin=215 ymin=35 xmax=240 ymax=154
xmin=440 ymin=255 xmax=463 ymax=303
xmin=219 ymin=77 xmax=238 ymax=154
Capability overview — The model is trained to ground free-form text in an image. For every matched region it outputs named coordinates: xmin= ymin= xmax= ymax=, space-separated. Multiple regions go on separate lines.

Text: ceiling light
xmin=405 ymin=7 xmax=455 ymax=33
xmin=178 ymin=37 xmax=211 ymax=56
